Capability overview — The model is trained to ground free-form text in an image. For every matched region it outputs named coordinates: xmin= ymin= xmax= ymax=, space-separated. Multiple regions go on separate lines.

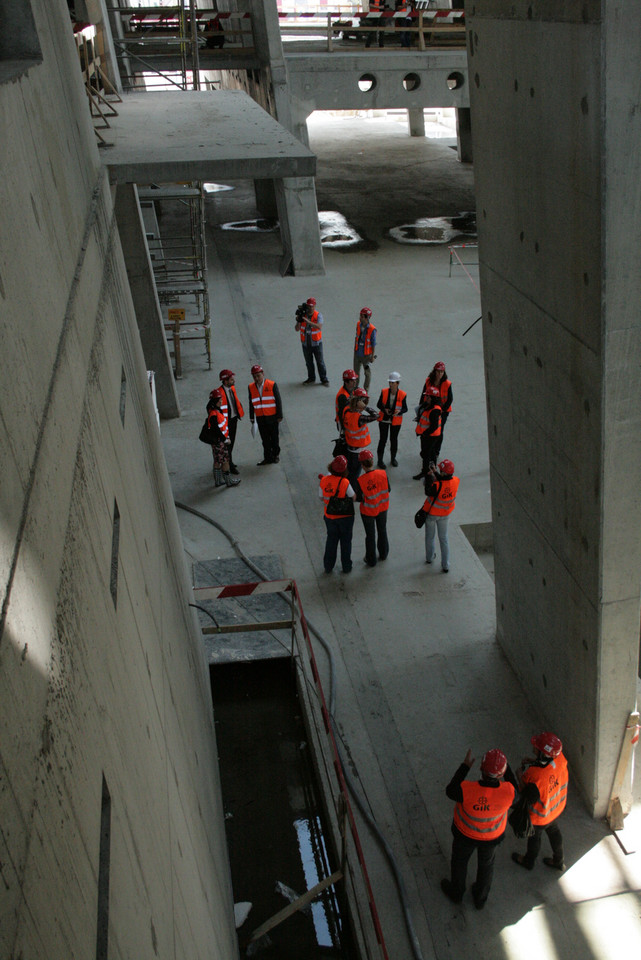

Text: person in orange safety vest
xmin=413 ymin=385 xmax=442 ymax=480
xmin=214 ymin=369 xmax=244 ymax=475
xmin=415 ymin=458 xmax=459 ymax=572
xmin=512 ymin=731 xmax=568 ymax=873
xmin=353 ymin=307 xmax=377 ymax=391
xmin=341 ymin=388 xmax=379 ymax=486
xmin=295 ymin=297 xmax=329 ymax=386
xmin=355 ymin=449 xmax=390 ymax=566
xmin=206 ymin=389 xmax=240 ymax=489
xmin=442 ymin=747 xmax=516 ymax=909
xmin=248 ymin=364 xmax=283 ymax=465
xmin=376 ymin=371 xmax=408 ymax=468
xmin=419 ymin=361 xmax=453 ymax=462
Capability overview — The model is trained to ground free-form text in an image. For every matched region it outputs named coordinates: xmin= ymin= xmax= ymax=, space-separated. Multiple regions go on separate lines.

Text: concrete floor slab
xmin=160 ymin=115 xmax=641 ymax=960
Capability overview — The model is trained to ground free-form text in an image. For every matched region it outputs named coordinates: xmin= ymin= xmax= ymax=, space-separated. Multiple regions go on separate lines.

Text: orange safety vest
xmin=320 ymin=475 xmax=352 ymax=519
xmin=415 ymin=404 xmax=442 ymax=437
xmin=357 ymin=470 xmax=390 ymax=516
xmin=423 ymin=377 xmax=452 ymax=413
xmin=343 ymin=409 xmax=371 ymax=448
xmin=336 ymin=386 xmax=351 ymax=424
xmin=298 ymin=310 xmax=322 ymax=344
xmin=378 ymin=387 xmax=407 ymax=425
xmin=423 ymin=476 xmax=459 ymax=517
xmin=354 ymin=321 xmax=376 ymax=357
xmin=220 ymin=384 xmax=244 ymax=419
xmin=249 ymin=379 xmax=277 ymax=418
xmin=453 ymin=780 xmax=515 ymax=841
xmin=207 ymin=407 xmax=229 ymax=440
xmin=523 ymin=753 xmax=568 ymax=826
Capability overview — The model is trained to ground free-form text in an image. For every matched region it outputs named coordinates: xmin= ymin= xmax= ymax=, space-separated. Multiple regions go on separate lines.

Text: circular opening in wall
xmin=402 ymin=73 xmax=421 ymax=92
xmin=358 ymin=73 xmax=377 ymax=93
xmin=447 ymin=72 xmax=465 ymax=91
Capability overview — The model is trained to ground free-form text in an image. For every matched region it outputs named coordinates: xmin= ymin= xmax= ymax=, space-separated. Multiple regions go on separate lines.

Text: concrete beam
xmin=114 ymin=184 xmax=180 ymax=420
xmin=103 ymin=90 xmax=316 ymax=184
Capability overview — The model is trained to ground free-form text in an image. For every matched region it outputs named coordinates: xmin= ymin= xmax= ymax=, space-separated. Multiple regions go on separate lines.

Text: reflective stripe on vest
xmin=357 ymin=470 xmax=389 ymax=516
xmin=299 ymin=310 xmax=322 ymax=344
xmin=354 ymin=322 xmax=375 ymax=357
xmin=415 ymin=404 xmax=442 ymax=436
xmin=320 ymin=475 xmax=350 ymax=519
xmin=220 ymin=384 xmax=244 ymax=419
xmin=425 ymin=476 xmax=459 ymax=517
xmin=378 ymin=387 xmax=407 ymax=426
xmin=525 ymin=754 xmax=569 ymax=826
xmin=249 ymin=380 xmax=277 ymax=417
xmin=343 ymin=410 xmax=371 ymax=448
xmin=453 ymin=780 xmax=515 ymax=841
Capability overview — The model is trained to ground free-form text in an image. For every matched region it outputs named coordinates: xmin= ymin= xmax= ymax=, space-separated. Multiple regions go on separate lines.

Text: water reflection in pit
xmin=389 ymin=210 xmax=476 ymax=245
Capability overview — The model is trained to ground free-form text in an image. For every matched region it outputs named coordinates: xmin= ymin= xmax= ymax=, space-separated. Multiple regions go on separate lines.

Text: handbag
xmin=332 ymin=434 xmax=348 ymax=458
xmin=199 ymin=417 xmax=215 ymax=444
xmin=508 ymin=795 xmax=535 ymax=839
xmin=414 ymin=508 xmax=426 ymax=529
xmin=326 ymin=477 xmax=354 ymax=518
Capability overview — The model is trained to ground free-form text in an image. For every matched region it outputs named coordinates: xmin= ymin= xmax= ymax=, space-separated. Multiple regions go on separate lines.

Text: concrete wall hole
xmin=447 ymin=72 xmax=465 ymax=91
xmin=402 ymin=73 xmax=421 ymax=92
xmin=358 ymin=73 xmax=377 ymax=93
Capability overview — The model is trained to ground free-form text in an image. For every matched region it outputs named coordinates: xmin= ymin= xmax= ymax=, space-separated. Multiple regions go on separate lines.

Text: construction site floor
xmin=160 ymin=114 xmax=641 ymax=960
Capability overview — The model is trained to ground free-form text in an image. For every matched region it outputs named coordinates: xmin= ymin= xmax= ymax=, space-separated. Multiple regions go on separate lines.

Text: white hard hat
xmin=388 ymin=371 xmax=401 ymax=382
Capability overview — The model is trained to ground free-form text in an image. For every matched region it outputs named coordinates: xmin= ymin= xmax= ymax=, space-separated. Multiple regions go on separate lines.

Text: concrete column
xmin=275 ymin=177 xmax=325 ymax=277
xmin=408 ymin=107 xmax=426 ymax=138
xmin=455 ymin=107 xmax=472 ymax=162
xmin=466 ymin=0 xmax=641 ymax=816
xmin=114 ymin=184 xmax=180 ymax=419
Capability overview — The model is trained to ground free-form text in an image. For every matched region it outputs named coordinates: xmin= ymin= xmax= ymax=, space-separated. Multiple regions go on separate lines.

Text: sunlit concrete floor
xmin=160 ymin=114 xmax=641 ymax=960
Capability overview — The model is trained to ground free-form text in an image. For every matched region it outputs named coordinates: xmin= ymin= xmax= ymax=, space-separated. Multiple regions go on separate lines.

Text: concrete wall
xmin=0 ymin=2 xmax=238 ymax=956
xmin=466 ymin=0 xmax=641 ymax=815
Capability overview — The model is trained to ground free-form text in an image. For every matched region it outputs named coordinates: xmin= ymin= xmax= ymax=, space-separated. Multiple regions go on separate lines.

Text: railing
xmin=193 ymin=577 xmax=390 ymax=960
xmin=278 ymin=8 xmax=466 ymax=52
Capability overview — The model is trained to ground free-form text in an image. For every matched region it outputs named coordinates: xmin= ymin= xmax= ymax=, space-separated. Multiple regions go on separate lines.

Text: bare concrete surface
xmin=160 ymin=116 xmax=641 ymax=960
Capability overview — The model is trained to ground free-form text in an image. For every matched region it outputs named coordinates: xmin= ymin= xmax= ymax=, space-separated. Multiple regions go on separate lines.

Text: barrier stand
xmin=448 ymin=242 xmax=479 ymax=278
xmin=607 ymin=710 xmax=640 ymax=852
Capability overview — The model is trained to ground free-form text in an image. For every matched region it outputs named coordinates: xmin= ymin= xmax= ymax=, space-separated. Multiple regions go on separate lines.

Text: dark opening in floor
xmin=210 ymin=658 xmax=357 ymax=960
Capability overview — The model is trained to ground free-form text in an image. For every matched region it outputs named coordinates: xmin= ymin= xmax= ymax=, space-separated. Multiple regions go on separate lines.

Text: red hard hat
xmin=219 ymin=368 xmax=234 ymax=381
xmin=306 ymin=297 xmax=316 ymax=306
xmin=434 ymin=361 xmax=446 ymax=371
xmin=481 ymin=749 xmax=508 ymax=779
xmin=342 ymin=368 xmax=358 ymax=381
xmin=426 ymin=385 xmax=440 ymax=398
xmin=353 ymin=387 xmax=369 ymax=399
xmin=251 ymin=364 xmax=263 ymax=375
xmin=360 ymin=307 xmax=372 ymax=318
xmin=438 ymin=459 xmax=455 ymax=476
xmin=330 ymin=455 xmax=347 ymax=474
xmin=209 ymin=388 xmax=224 ymax=402
xmin=531 ymin=732 xmax=562 ymax=758
xmin=358 ymin=449 xmax=374 ymax=463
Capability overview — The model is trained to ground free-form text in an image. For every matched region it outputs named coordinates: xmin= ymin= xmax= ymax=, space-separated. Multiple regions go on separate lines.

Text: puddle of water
xmin=218 ymin=211 xmax=366 ymax=249
xmin=220 ymin=218 xmax=279 ymax=232
xmin=389 ymin=211 xmax=477 ymax=245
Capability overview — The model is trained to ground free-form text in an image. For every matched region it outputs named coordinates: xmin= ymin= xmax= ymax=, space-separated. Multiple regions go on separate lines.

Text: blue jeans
xmin=425 ymin=515 xmax=450 ymax=569
xmin=324 ymin=515 xmax=354 ymax=572
xmin=302 ymin=342 xmax=328 ymax=382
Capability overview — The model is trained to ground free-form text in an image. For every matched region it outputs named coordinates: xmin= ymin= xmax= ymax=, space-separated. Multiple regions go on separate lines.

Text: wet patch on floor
xmin=388 ymin=210 xmax=476 ymax=245
xmin=204 ymin=182 xmax=235 ymax=193
xmin=218 ymin=211 xmax=376 ymax=250
xmin=220 ymin=218 xmax=279 ymax=232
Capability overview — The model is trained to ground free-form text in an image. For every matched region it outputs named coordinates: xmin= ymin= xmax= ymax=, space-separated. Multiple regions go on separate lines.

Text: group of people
xmin=442 ymin=731 xmax=568 ymax=909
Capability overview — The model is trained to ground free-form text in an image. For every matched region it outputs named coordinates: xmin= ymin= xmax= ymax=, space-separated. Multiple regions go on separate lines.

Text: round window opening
xmin=358 ymin=73 xmax=377 ymax=93
xmin=402 ymin=73 xmax=421 ymax=92
xmin=447 ymin=72 xmax=465 ymax=91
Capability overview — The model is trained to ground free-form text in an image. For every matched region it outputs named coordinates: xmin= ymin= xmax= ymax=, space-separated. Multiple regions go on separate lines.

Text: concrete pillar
xmin=275 ymin=177 xmax=325 ymax=276
xmin=466 ymin=0 xmax=641 ymax=816
xmin=455 ymin=107 xmax=472 ymax=162
xmin=408 ymin=107 xmax=425 ymax=138
xmin=114 ymin=184 xmax=180 ymax=419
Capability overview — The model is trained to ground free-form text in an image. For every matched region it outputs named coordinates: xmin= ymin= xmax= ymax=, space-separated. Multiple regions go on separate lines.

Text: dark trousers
xmin=346 ymin=449 xmax=362 ymax=487
xmin=377 ymin=422 xmax=401 ymax=461
xmin=323 ymin=516 xmax=354 ymax=573
xmin=420 ymin=433 xmax=440 ymax=473
xmin=433 ymin=412 xmax=448 ymax=463
xmin=450 ymin=826 xmax=501 ymax=905
xmin=524 ymin=820 xmax=564 ymax=866
xmin=302 ymin=342 xmax=327 ymax=382
xmin=257 ymin=416 xmax=280 ymax=462
xmin=228 ymin=417 xmax=238 ymax=465
xmin=361 ymin=512 xmax=389 ymax=565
